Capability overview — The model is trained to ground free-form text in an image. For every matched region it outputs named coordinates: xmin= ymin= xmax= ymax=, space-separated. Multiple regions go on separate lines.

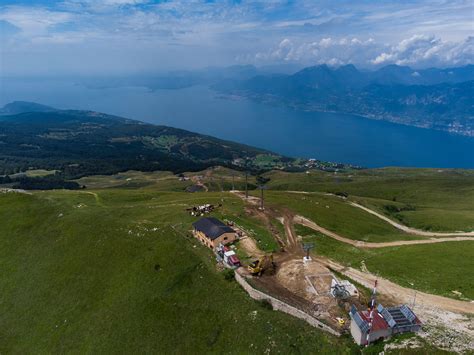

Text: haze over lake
xmin=2 ymin=78 xmax=474 ymax=169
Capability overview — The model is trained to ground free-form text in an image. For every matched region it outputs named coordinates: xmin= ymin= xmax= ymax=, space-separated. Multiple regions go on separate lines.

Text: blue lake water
xmin=1 ymin=79 xmax=473 ymax=168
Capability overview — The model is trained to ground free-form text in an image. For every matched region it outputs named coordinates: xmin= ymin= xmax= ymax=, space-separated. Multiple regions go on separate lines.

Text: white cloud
xmin=0 ymin=6 xmax=73 ymax=35
xmin=253 ymin=34 xmax=473 ymax=69
xmin=255 ymin=36 xmax=381 ymax=67
xmin=0 ymin=1 xmax=473 ymax=74
xmin=371 ymin=35 xmax=474 ymax=67
xmin=63 ymin=0 xmax=150 ymax=10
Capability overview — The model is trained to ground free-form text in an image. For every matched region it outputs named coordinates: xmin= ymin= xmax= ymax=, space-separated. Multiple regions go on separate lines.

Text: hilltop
xmin=1 ymin=166 xmax=473 ymax=353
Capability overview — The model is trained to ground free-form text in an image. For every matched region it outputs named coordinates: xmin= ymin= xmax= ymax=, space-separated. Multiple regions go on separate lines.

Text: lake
xmin=1 ymin=79 xmax=473 ymax=168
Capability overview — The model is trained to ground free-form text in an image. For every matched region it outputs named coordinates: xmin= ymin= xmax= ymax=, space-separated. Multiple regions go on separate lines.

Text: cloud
xmin=0 ymin=6 xmax=74 ymax=36
xmin=371 ymin=35 xmax=474 ymax=67
xmin=252 ymin=34 xmax=473 ymax=69
xmin=255 ymin=36 xmax=379 ymax=67
xmin=0 ymin=1 xmax=473 ymax=75
xmin=63 ymin=0 xmax=150 ymax=11
xmin=0 ymin=19 xmax=21 ymax=36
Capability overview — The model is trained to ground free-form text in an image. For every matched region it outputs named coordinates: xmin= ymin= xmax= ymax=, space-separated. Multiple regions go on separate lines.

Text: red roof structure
xmin=359 ymin=310 xmax=389 ymax=332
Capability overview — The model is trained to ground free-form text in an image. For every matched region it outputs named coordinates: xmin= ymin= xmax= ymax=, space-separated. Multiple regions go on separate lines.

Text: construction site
xmin=189 ymin=190 xmax=423 ymax=346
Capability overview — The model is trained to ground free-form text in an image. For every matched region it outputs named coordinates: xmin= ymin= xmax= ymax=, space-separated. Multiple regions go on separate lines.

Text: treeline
xmin=0 ymin=173 xmax=82 ymax=190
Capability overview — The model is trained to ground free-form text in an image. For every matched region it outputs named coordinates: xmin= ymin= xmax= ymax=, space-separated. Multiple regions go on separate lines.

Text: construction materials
xmin=330 ymin=278 xmax=358 ymax=299
xmin=186 ymin=204 xmax=220 ymax=216
xmin=248 ymin=254 xmax=276 ymax=276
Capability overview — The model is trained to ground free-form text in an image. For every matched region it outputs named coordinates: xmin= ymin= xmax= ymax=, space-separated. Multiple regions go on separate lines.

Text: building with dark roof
xmin=349 ymin=304 xmax=421 ymax=345
xmin=192 ymin=217 xmax=237 ymax=249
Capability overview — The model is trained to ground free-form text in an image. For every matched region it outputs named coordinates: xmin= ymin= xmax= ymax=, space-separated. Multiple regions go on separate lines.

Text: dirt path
xmin=232 ymin=190 xmax=260 ymax=205
xmin=318 ymin=257 xmax=474 ymax=315
xmin=350 ymin=202 xmax=474 ymax=237
xmin=190 ymin=175 xmax=209 ymax=192
xmin=81 ymin=191 xmax=104 ymax=206
xmin=295 ymin=215 xmax=474 ymax=248
xmin=238 ymin=236 xmax=264 ymax=258
xmin=283 ymin=211 xmax=300 ymax=250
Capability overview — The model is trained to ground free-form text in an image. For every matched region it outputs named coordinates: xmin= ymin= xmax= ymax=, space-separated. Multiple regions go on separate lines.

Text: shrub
xmin=223 ymin=269 xmax=235 ymax=281
xmin=258 ymin=299 xmax=273 ymax=310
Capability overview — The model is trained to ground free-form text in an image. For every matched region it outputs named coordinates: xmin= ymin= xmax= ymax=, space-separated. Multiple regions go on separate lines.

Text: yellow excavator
xmin=247 ymin=254 xmax=276 ymax=276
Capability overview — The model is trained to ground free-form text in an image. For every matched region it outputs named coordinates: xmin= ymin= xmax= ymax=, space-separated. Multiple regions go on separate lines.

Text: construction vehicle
xmin=247 ymin=254 xmax=275 ymax=276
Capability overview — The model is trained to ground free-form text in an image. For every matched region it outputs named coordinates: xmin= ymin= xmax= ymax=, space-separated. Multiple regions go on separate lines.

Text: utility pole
xmin=232 ymin=173 xmax=235 ymax=191
xmin=256 ymin=175 xmax=269 ymax=211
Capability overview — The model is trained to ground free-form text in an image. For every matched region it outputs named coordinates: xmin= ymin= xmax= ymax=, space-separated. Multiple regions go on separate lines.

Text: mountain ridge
xmin=213 ymin=64 xmax=474 ymax=136
xmin=0 ymin=103 xmax=355 ymax=183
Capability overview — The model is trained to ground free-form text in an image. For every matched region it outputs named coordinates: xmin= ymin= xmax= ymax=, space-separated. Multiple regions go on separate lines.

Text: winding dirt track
xmin=231 ymin=190 xmax=474 ymax=248
xmin=287 ymin=216 xmax=474 ymax=315
xmin=350 ymin=202 xmax=474 ymax=237
xmin=294 ymin=215 xmax=474 ymax=248
xmin=317 ymin=257 xmax=474 ymax=315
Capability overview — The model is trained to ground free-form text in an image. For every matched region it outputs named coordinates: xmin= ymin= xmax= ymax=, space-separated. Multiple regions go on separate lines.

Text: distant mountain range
xmin=79 ymin=65 xmax=262 ymax=90
xmin=78 ymin=64 xmax=474 ymax=136
xmin=212 ymin=64 xmax=474 ymax=136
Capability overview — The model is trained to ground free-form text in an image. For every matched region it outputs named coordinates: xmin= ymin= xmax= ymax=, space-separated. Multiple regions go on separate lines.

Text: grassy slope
xmin=0 ymin=190 xmax=356 ymax=353
xmin=266 ymin=169 xmax=474 ymax=232
xmin=255 ymin=191 xmax=421 ymax=243
xmin=295 ymin=225 xmax=474 ymax=300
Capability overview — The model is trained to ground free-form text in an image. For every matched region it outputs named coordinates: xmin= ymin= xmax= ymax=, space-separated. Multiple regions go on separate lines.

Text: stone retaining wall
xmin=235 ymin=271 xmax=340 ymax=337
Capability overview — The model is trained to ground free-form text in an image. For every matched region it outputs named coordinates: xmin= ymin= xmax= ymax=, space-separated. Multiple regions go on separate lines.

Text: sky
xmin=0 ymin=0 xmax=473 ymax=75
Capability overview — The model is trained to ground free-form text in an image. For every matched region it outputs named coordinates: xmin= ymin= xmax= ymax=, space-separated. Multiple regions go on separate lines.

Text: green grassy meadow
xmin=0 ymin=190 xmax=359 ymax=354
xmin=253 ymin=191 xmax=422 ymax=243
xmin=1 ymin=167 xmax=473 ymax=353
xmin=266 ymin=169 xmax=474 ymax=232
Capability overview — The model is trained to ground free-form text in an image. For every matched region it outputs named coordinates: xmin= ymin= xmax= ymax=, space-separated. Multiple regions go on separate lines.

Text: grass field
xmin=0 ymin=190 xmax=360 ymax=353
xmin=2 ymin=167 xmax=472 ymax=353
xmin=74 ymin=167 xmax=474 ymax=235
xmin=252 ymin=191 xmax=421 ymax=243
xmin=295 ymin=225 xmax=474 ymax=301
xmin=75 ymin=170 xmax=188 ymax=190
xmin=266 ymin=169 xmax=474 ymax=232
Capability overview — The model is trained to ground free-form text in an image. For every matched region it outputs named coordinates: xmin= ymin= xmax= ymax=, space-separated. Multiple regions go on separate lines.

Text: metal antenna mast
xmin=366 ymin=279 xmax=378 ymax=346
xmin=302 ymin=243 xmax=314 ymax=262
